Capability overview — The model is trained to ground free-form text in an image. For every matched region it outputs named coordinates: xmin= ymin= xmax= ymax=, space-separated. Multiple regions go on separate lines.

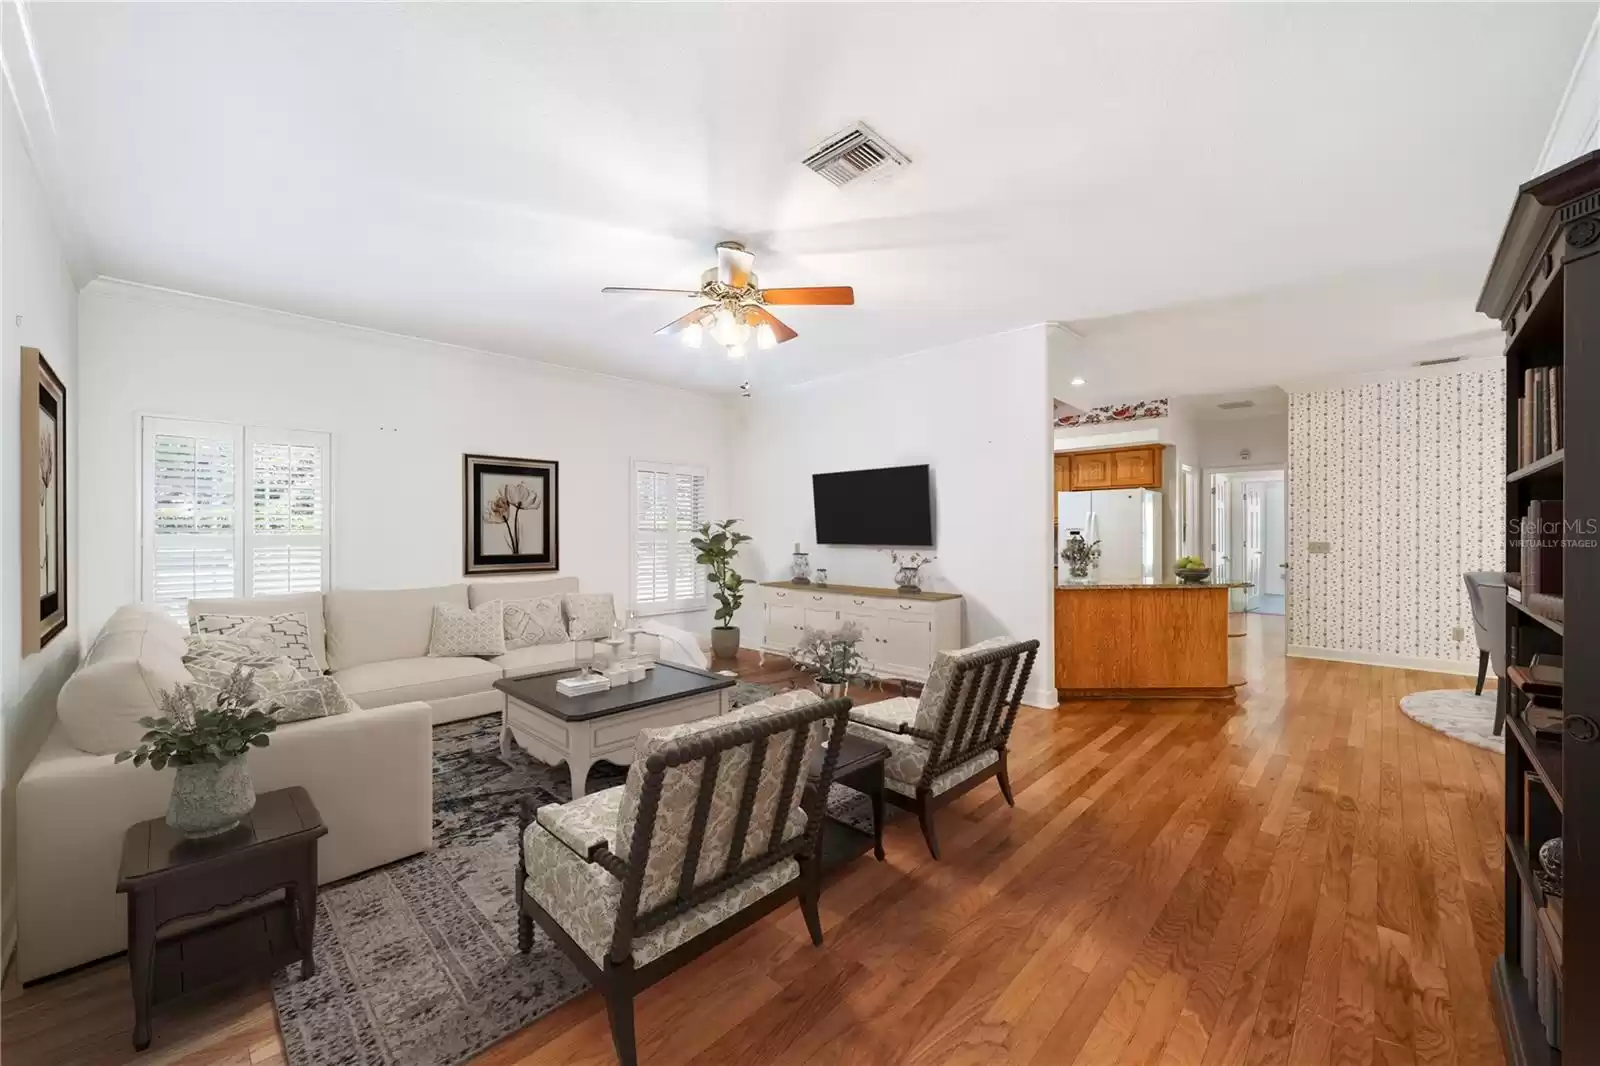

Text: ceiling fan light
xmin=755 ymin=323 xmax=777 ymax=350
xmin=681 ymin=321 xmax=704 ymax=349
xmin=726 ymin=341 xmax=747 ymax=359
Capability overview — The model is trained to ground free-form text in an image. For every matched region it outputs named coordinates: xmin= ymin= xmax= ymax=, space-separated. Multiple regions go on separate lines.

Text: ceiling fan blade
xmin=717 ymin=244 xmax=756 ymax=288
xmin=746 ymin=306 xmax=798 ymax=344
xmin=759 ymin=286 xmax=854 ymax=306
xmin=602 ymin=286 xmax=703 ymax=296
xmin=653 ymin=306 xmax=712 ymax=336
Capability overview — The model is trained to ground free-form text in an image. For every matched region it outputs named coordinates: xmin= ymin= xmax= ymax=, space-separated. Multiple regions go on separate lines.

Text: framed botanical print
xmin=463 ymin=454 xmax=559 ymax=574
xmin=20 ymin=348 xmax=67 ymax=653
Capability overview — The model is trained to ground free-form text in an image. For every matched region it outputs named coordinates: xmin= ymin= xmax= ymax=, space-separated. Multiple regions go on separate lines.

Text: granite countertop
xmin=1055 ymin=579 xmax=1254 ymax=590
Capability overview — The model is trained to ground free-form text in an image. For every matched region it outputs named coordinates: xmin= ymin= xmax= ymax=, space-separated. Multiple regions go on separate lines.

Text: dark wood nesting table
xmin=809 ymin=732 xmax=890 ymax=872
xmin=116 ymin=786 xmax=326 ymax=1050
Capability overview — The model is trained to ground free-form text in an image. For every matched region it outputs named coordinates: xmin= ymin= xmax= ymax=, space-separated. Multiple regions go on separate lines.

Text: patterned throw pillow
xmin=428 ymin=600 xmax=507 ymax=657
xmin=183 ymin=633 xmax=278 ymax=664
xmin=183 ymin=653 xmax=354 ymax=723
xmin=503 ymin=595 xmax=569 ymax=650
xmin=190 ymin=612 xmax=321 ymax=678
xmin=563 ymin=593 xmax=615 ymax=641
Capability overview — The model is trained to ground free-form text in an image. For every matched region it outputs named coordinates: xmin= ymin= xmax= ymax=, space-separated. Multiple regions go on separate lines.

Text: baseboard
xmin=1025 ymin=682 xmax=1059 ymax=710
xmin=2 ymin=882 xmax=16 ymax=977
xmin=1286 ymin=645 xmax=1479 ymax=678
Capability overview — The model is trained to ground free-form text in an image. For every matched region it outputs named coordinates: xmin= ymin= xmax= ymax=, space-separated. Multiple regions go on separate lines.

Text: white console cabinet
xmin=758 ymin=581 xmax=964 ymax=683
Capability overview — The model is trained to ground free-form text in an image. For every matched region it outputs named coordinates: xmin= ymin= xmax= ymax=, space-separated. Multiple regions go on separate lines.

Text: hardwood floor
xmin=1 ymin=617 xmax=1508 ymax=1066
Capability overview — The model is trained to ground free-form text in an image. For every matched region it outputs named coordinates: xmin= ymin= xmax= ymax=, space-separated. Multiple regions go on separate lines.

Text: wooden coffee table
xmin=809 ymin=732 xmax=890 ymax=872
xmin=116 ymin=787 xmax=325 ymax=1050
xmin=495 ymin=663 xmax=734 ymax=797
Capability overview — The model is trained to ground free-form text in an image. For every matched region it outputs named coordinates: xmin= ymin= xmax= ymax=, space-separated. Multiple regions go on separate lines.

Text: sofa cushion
xmin=185 ymin=653 xmax=354 ymax=722
xmin=468 ymin=576 xmax=578 ymax=608
xmin=334 ymin=655 xmax=502 ymax=709
xmin=187 ymin=592 xmax=327 ymax=672
xmin=325 ymin=585 xmax=468 ymax=671
xmin=427 ymin=601 xmax=506 ymax=657
xmin=191 ymin=611 xmax=320 ymax=677
xmin=492 ymin=642 xmax=579 ymax=678
xmin=57 ymin=607 xmax=193 ymax=755
xmin=503 ymin=596 xmax=569 ymax=650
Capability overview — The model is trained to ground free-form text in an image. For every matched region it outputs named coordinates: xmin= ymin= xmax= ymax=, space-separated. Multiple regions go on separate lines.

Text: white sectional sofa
xmin=15 ymin=574 xmax=651 ymax=980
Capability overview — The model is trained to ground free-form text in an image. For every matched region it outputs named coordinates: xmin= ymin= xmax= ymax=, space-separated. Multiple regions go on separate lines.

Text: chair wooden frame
xmin=516 ymin=697 xmax=851 ymax=1066
xmin=856 ymin=640 xmax=1039 ymax=859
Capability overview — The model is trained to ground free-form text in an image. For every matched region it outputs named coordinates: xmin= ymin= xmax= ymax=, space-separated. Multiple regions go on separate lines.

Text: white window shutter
xmin=142 ymin=417 xmax=331 ymax=620
xmin=631 ymin=461 xmax=708 ymax=616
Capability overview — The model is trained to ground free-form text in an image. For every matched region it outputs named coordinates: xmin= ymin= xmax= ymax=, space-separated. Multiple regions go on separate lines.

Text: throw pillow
xmin=503 ymin=595 xmax=569 ymax=650
xmin=182 ymin=632 xmax=278 ymax=664
xmin=182 ymin=653 xmax=354 ymax=723
xmin=191 ymin=612 xmax=321 ymax=677
xmin=563 ymin=593 xmax=615 ymax=641
xmin=429 ymin=600 xmax=507 ymax=657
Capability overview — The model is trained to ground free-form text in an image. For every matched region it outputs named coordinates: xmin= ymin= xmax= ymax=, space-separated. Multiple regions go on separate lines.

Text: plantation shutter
xmin=632 ymin=461 xmax=707 ymax=616
xmin=142 ymin=418 xmax=331 ymax=619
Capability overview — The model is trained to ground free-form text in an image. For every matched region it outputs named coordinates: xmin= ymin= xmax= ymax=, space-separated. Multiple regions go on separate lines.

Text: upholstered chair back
xmin=911 ymin=638 xmax=1039 ymax=785
xmin=1463 ymin=572 xmax=1507 ymax=677
xmin=612 ymin=690 xmax=848 ymax=938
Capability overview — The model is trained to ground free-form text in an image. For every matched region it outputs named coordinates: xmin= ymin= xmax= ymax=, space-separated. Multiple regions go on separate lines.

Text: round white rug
xmin=1398 ymin=689 xmax=1504 ymax=753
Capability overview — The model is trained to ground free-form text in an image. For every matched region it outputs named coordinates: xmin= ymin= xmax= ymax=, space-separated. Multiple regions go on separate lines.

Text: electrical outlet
xmin=1307 ymin=541 xmax=1331 ymax=554
xmin=1451 ymin=625 xmax=1466 ymax=642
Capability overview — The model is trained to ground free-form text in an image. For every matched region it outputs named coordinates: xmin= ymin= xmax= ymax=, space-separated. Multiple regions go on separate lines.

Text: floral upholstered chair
xmin=846 ymin=636 xmax=1039 ymax=859
xmin=516 ymin=689 xmax=850 ymax=1066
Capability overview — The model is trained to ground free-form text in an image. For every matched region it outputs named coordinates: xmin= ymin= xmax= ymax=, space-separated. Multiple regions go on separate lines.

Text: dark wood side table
xmin=809 ymin=732 xmax=890 ymax=872
xmin=116 ymin=785 xmax=326 ymax=1051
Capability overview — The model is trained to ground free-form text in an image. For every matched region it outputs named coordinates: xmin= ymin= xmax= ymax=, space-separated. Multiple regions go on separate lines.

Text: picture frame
xmin=20 ymin=348 xmax=67 ymax=653
xmin=463 ymin=453 xmax=559 ymax=575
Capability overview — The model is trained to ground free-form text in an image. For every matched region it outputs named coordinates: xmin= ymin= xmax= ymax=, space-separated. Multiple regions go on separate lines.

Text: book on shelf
xmin=1508 ymin=663 xmax=1564 ymax=700
xmin=1518 ymin=366 xmax=1563 ymax=467
xmin=1522 ymin=500 xmax=1564 ymax=596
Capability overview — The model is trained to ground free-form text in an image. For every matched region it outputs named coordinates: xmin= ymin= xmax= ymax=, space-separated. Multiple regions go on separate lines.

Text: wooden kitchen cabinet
xmin=1061 ymin=444 xmax=1164 ymax=491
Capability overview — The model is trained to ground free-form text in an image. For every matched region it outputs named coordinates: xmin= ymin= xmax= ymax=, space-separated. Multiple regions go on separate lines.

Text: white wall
xmin=732 ymin=326 xmax=1057 ymax=708
xmin=1195 ymin=412 xmax=1288 ymax=470
xmin=1286 ymin=365 xmax=1503 ymax=674
xmin=1 ymin=84 xmax=81 ymax=963
xmin=76 ymin=280 xmax=735 ymax=640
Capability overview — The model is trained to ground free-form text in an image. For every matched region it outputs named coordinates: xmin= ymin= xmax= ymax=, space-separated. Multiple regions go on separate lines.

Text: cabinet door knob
xmin=1570 ymin=715 xmax=1599 ymax=743
xmin=899 ymin=604 xmax=913 ymax=611
xmin=853 ymin=599 xmax=865 ymax=605
xmin=812 ymin=595 xmax=823 ymax=601
xmin=775 ymin=591 xmax=786 ymax=598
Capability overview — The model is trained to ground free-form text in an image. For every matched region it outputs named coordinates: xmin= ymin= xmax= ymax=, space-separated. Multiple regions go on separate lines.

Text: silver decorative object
xmin=815 ymin=568 xmax=828 ymax=587
xmin=889 ymin=550 xmax=934 ymax=595
xmin=1538 ymin=836 xmax=1563 ymax=897
xmin=167 ymin=757 xmax=256 ymax=838
xmin=790 ymin=542 xmax=812 ymax=584
xmin=1060 ymin=532 xmax=1100 ymax=582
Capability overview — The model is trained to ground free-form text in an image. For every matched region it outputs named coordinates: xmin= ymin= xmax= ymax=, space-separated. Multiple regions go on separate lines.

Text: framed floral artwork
xmin=463 ymin=454 xmax=559 ymax=574
xmin=21 ymin=348 xmax=67 ymax=653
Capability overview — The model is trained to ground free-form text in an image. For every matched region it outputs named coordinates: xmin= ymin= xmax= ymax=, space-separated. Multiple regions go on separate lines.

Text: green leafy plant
xmin=691 ymin=518 xmax=753 ymax=630
xmin=1176 ymin=555 xmax=1208 ymax=570
xmin=792 ymin=622 xmax=872 ymax=685
xmin=114 ymin=665 xmax=279 ymax=771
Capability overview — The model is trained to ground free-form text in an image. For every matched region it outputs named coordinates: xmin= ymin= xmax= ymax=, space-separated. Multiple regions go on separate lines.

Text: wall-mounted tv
xmin=812 ymin=464 xmax=933 ymax=547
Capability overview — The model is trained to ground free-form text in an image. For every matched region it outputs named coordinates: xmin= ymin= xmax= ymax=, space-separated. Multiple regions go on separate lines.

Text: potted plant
xmin=115 ymin=665 xmax=280 ymax=838
xmin=1175 ymin=555 xmax=1212 ymax=583
xmin=691 ymin=518 xmax=752 ymax=660
xmin=889 ymin=550 xmax=935 ymax=594
xmin=1060 ymin=532 xmax=1101 ymax=582
xmin=792 ymin=622 xmax=872 ymax=698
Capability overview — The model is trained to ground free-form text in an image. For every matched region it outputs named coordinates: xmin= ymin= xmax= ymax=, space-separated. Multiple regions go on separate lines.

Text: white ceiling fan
xmin=602 ymin=241 xmax=854 ymax=358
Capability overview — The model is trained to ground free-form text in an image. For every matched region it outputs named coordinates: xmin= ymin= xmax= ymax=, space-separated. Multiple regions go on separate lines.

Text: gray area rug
xmin=1399 ymin=689 xmax=1505 ymax=753
xmin=272 ymin=683 xmax=865 ymax=1066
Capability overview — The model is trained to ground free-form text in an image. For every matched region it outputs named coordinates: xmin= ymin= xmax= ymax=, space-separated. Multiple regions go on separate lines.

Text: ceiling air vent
xmin=801 ymin=122 xmax=910 ymax=187
xmin=1416 ymin=355 xmax=1466 ymax=367
xmin=1216 ymin=400 xmax=1256 ymax=411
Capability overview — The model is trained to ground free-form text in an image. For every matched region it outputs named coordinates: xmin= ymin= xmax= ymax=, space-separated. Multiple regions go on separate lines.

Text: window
xmin=141 ymin=417 xmax=331 ymax=618
xmin=631 ymin=460 xmax=707 ymax=616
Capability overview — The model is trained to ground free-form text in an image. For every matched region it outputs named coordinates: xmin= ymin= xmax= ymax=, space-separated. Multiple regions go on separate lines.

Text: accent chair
xmin=1464 ymin=571 xmax=1508 ymax=733
xmin=516 ymin=689 xmax=851 ymax=1066
xmin=845 ymin=636 xmax=1039 ymax=859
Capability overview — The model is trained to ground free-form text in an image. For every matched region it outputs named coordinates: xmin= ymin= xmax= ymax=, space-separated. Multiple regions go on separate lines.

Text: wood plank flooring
xmin=1 ymin=617 xmax=1508 ymax=1066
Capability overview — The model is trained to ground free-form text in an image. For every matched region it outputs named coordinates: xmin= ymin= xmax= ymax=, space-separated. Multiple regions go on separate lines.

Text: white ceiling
xmin=15 ymin=2 xmax=1594 ymax=394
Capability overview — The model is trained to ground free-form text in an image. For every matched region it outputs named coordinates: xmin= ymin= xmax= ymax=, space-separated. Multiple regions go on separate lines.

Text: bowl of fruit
xmin=1175 ymin=556 xmax=1212 ymax=584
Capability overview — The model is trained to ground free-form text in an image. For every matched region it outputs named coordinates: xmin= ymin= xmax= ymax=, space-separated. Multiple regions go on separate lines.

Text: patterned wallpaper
xmin=1287 ymin=369 xmax=1504 ymax=666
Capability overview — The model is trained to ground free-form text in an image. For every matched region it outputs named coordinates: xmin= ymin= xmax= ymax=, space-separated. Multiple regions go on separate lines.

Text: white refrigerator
xmin=1058 ymin=489 xmax=1162 ymax=584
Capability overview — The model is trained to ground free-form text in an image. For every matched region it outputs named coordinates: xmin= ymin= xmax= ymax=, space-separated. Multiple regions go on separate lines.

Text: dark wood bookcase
xmin=1479 ymin=149 xmax=1600 ymax=1066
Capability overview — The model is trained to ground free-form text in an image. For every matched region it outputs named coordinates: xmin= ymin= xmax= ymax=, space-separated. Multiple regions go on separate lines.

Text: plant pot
xmin=710 ymin=626 xmax=741 ymax=660
xmin=1176 ymin=567 xmax=1212 ymax=584
xmin=894 ymin=566 xmax=923 ymax=595
xmin=167 ymin=757 xmax=256 ymax=838
xmin=817 ymin=679 xmax=850 ymax=700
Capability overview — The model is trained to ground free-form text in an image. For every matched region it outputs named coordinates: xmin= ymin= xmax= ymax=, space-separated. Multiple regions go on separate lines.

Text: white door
xmin=767 ymin=603 xmax=803 ymax=650
xmin=1263 ymin=480 xmax=1286 ymax=595
xmin=878 ymin=617 xmax=932 ymax=678
xmin=1243 ymin=483 xmax=1264 ymax=593
xmin=1210 ymin=474 xmax=1231 ymax=581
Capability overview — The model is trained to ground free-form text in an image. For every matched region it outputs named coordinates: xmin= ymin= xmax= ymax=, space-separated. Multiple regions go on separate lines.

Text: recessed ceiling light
xmin=1070 ymin=376 xmax=1086 ymax=387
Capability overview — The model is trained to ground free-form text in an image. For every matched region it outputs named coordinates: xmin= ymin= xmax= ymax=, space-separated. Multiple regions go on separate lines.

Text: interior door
xmin=1210 ymin=474 xmax=1230 ymax=581
xmin=1243 ymin=482 xmax=1264 ymax=594
xmin=1263 ymin=480 xmax=1286 ymax=595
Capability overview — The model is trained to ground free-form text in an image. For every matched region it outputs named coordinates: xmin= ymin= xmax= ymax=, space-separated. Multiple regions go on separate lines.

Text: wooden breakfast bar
xmin=1054 ymin=581 xmax=1248 ymax=700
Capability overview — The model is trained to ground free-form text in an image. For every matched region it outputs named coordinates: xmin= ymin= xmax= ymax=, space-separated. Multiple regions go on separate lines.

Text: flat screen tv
xmin=812 ymin=464 xmax=933 ymax=547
